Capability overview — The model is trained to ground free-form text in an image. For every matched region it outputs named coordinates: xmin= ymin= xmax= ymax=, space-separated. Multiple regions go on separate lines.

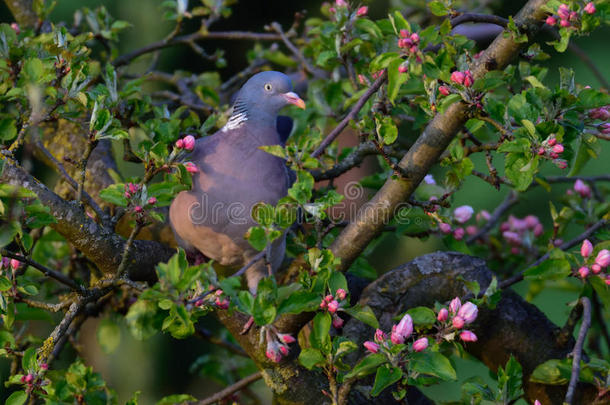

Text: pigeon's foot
xmin=240 ymin=316 xmax=255 ymax=335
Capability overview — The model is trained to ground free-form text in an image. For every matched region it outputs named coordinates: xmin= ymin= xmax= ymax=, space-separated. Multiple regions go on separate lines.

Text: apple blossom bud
xmin=10 ymin=259 xmax=21 ymax=270
xmin=375 ymin=328 xmax=387 ymax=343
xmin=134 ymin=206 xmax=144 ymax=213
xmin=503 ymin=231 xmax=521 ymax=245
xmin=266 ymin=343 xmax=282 ymax=362
xmin=466 ymin=225 xmax=477 ymax=236
xmin=600 ymin=123 xmax=610 ymax=135
xmin=413 ymin=338 xmax=428 ymax=352
xmin=279 ymin=345 xmax=289 ymax=356
xmin=547 ymin=136 xmax=557 ymax=146
xmin=438 ymin=86 xmax=450 ymax=96
xmin=534 ymin=223 xmax=544 ymax=237
xmin=460 ymin=330 xmax=477 ymax=342
xmin=278 ymin=333 xmax=296 ymax=344
xmin=581 ymin=239 xmax=593 ymax=258
xmin=557 ymin=4 xmax=570 ymax=20
xmin=400 ymin=29 xmax=408 ymax=38
xmin=537 ymin=147 xmax=546 ymax=156
xmin=185 ymin=162 xmax=199 ymax=173
xmin=215 ymin=297 xmax=229 ymax=309
xmin=578 ymin=266 xmax=590 ymax=278
xmin=450 ymin=71 xmax=465 ymax=85
xmin=128 ymin=183 xmax=138 ymax=194
xmin=175 ymin=139 xmax=184 ymax=149
xmin=452 ymin=315 xmax=465 ymax=329
xmin=569 ymin=11 xmax=578 ymax=21
xmin=555 ymin=159 xmax=568 ymax=169
xmin=545 ymin=16 xmax=557 ymax=25
xmin=454 ymin=205 xmax=474 ymax=223
xmin=394 ymin=314 xmax=413 ymax=340
xmin=449 ymin=297 xmax=461 ymax=314
xmin=439 ymin=222 xmax=452 ymax=234
xmin=584 ymin=2 xmax=596 ymax=14
xmin=574 ymin=179 xmax=591 ymax=198
xmin=10 ymin=23 xmax=20 ymax=34
xmin=398 ymin=64 xmax=408 ymax=74
xmin=319 ymin=300 xmax=327 ymax=309
xmin=552 ymin=144 xmax=564 ymax=154
xmin=333 ymin=316 xmax=344 ymax=329
xmin=592 ymin=263 xmax=602 ymax=274
xmin=358 ymin=74 xmax=366 ymax=84
xmin=40 ymin=363 xmax=48 ymax=371
xmin=560 ymin=19 xmax=570 ymax=27
xmin=24 ymin=374 xmax=34 ymax=383
xmin=410 ymin=33 xmax=420 ymax=43
xmin=390 ymin=325 xmax=405 ymax=344
xmin=534 ymin=400 xmax=541 ymax=405
xmin=147 ymin=197 xmax=157 ymax=205
xmin=182 ymin=135 xmax=195 ymax=151
xmin=325 ymin=294 xmax=334 ymax=302
xmin=336 ymin=288 xmax=347 ymax=300
xmin=327 ymin=300 xmax=339 ymax=313
xmin=457 ymin=302 xmax=478 ymax=324
xmin=356 ymin=6 xmax=368 ymax=16
xmin=463 ymin=71 xmax=474 ymax=87
xmin=336 ymin=0 xmax=347 ymax=6
xmin=453 ymin=227 xmax=465 ymax=241
xmin=595 ymin=249 xmax=610 ymax=267
xmin=364 ymin=341 xmax=380 ymax=353
xmin=437 ymin=308 xmax=448 ymax=322
xmin=478 ymin=210 xmax=491 ymax=222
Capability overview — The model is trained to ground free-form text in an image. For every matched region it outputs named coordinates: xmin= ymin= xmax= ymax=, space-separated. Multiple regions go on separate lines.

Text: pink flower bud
xmin=555 ymin=159 xmax=568 ymax=169
xmin=545 ymin=16 xmax=557 ymax=25
xmin=524 ymin=215 xmax=539 ymax=229
xmin=552 ymin=144 xmax=564 ymax=154
xmin=182 ymin=135 xmax=196 ymax=151
xmin=124 ymin=191 xmax=131 ymax=199
xmin=374 ymin=328 xmax=387 ymax=343
xmin=175 ymin=139 xmax=184 ymax=149
xmin=452 ymin=315 xmax=465 ymax=329
xmin=453 ymin=227 xmax=465 ymax=241
xmin=547 ymin=136 xmax=557 ymax=146
xmin=147 ymin=197 xmax=157 ymax=205
xmin=438 ymin=86 xmax=450 ymax=96
xmin=459 ymin=330 xmax=478 ymax=342
xmin=454 ymin=205 xmax=474 ymax=224
xmin=215 ymin=297 xmax=229 ymax=309
xmin=185 ymin=162 xmax=199 ymax=173
xmin=357 ymin=74 xmax=366 ymax=85
xmin=332 ymin=316 xmax=344 ymax=329
xmin=569 ymin=11 xmax=578 ymax=21
xmin=595 ymin=249 xmax=610 ymax=267
xmin=534 ymin=223 xmax=544 ymax=237
xmin=503 ymin=231 xmax=521 ymax=245
xmin=437 ymin=308 xmax=448 ymax=322
xmin=364 ymin=341 xmax=380 ymax=353
xmin=279 ymin=345 xmax=289 ymax=356
xmin=600 ymin=123 xmax=610 ymax=135
xmin=584 ymin=2 xmax=596 ymax=14
xmin=394 ymin=314 xmax=413 ymax=340
xmin=410 ymin=33 xmax=420 ymax=43
xmin=24 ymin=374 xmax=34 ymax=383
xmin=266 ymin=345 xmax=282 ymax=363
xmin=574 ymin=179 xmax=591 ymax=198
xmin=278 ymin=333 xmax=296 ymax=344
xmin=450 ymin=71 xmax=465 ymax=85
xmin=398 ymin=65 xmax=408 ymax=74
xmin=0 ymin=257 xmax=9 ymax=269
xmin=356 ymin=6 xmax=368 ymax=16
xmin=336 ymin=0 xmax=347 ymax=6
xmin=589 ymin=107 xmax=610 ymax=120
xmin=336 ymin=288 xmax=347 ymax=300
xmin=390 ymin=325 xmax=405 ymax=344
xmin=478 ymin=210 xmax=491 ymax=222
xmin=325 ymin=294 xmax=334 ymax=303
xmin=537 ymin=147 xmax=546 ymax=156
xmin=578 ymin=266 xmax=590 ymax=278
xmin=449 ymin=297 xmax=461 ymax=314
xmin=412 ymin=337 xmax=428 ymax=352
xmin=592 ymin=263 xmax=602 ymax=274
xmin=463 ymin=71 xmax=474 ymax=87
xmin=466 ymin=225 xmax=477 ymax=236
xmin=557 ymin=4 xmax=570 ymax=20
xmin=439 ymin=222 xmax=452 ymax=234
xmin=457 ymin=302 xmax=478 ymax=324
xmin=400 ymin=29 xmax=409 ymax=38
xmin=10 ymin=259 xmax=21 ymax=270
xmin=128 ymin=183 xmax=138 ymax=194
xmin=134 ymin=205 xmax=143 ymax=213
xmin=319 ymin=300 xmax=327 ymax=309
xmin=560 ymin=19 xmax=570 ymax=27
xmin=534 ymin=400 xmax=541 ymax=405
xmin=328 ymin=300 xmax=339 ymax=313
xmin=581 ymin=239 xmax=593 ymax=258
xmin=40 ymin=363 xmax=48 ymax=371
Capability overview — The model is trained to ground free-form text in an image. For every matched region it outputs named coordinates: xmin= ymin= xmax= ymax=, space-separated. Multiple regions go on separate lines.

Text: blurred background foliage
xmin=0 ymin=0 xmax=608 ymax=403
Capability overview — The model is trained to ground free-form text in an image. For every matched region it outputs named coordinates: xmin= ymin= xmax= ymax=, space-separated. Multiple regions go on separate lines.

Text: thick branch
xmin=329 ymin=0 xmax=550 ymax=271
xmin=3 ymin=0 xmax=38 ymax=27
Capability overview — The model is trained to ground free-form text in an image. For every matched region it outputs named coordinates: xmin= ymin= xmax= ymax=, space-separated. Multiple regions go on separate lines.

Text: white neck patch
xmin=222 ymin=99 xmax=248 ymax=132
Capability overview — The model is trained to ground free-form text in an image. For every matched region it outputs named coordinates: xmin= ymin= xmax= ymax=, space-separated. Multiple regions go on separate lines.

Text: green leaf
xmin=369 ymin=52 xmax=399 ymax=73
xmin=371 ymin=365 xmax=403 ymax=397
xmin=530 ymin=359 xmax=571 ymax=385
xmin=99 ymin=184 xmax=128 ymax=207
xmin=0 ymin=277 xmax=11 ymax=292
xmin=5 ymin=391 xmax=27 ymax=405
xmin=523 ymin=259 xmax=571 ymax=281
xmin=410 ymin=351 xmax=457 ymax=381
xmin=162 ymin=305 xmax=195 ymax=338
xmin=0 ymin=119 xmax=17 ymax=141
xmin=298 ymin=348 xmax=326 ymax=370
xmin=245 ymin=226 xmax=267 ymax=251
xmin=387 ymin=58 xmax=408 ymax=104
xmin=237 ymin=290 xmax=255 ymax=315
xmin=310 ymin=312 xmax=332 ymax=352
xmin=405 ymin=307 xmax=436 ymax=326
xmin=97 ymin=318 xmax=121 ymax=354
xmin=125 ymin=300 xmax=162 ymax=340
xmin=328 ymin=272 xmax=348 ymax=295
xmin=355 ymin=18 xmax=382 ymax=38
xmin=156 ymin=394 xmax=196 ymax=405
xmin=277 ymin=291 xmax=320 ymax=315
xmin=505 ymin=153 xmax=538 ymax=191
xmin=342 ymin=305 xmax=379 ymax=329
xmin=345 ymin=353 xmax=387 ymax=379
xmin=438 ymin=93 xmax=462 ymax=114
xmin=288 ymin=171 xmax=314 ymax=204
xmin=428 ymin=1 xmax=449 ymax=16
xmin=21 ymin=347 xmax=37 ymax=372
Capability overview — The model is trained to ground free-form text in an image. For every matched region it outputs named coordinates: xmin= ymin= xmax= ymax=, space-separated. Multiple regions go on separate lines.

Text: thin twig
xmin=312 ymin=71 xmax=388 ymax=157
xmin=113 ymin=31 xmax=283 ymax=67
xmin=76 ymin=140 xmax=97 ymax=206
xmin=499 ymin=219 xmax=609 ymax=290
xmin=467 ymin=191 xmax=519 ymax=244
xmin=18 ymin=298 xmax=73 ymax=312
xmin=116 ymin=222 xmax=144 ymax=278
xmin=233 ymin=250 xmax=266 ymax=278
xmin=269 ymin=22 xmax=325 ymax=78
xmin=0 ymin=249 xmax=85 ymax=293
xmin=192 ymin=371 xmax=263 ymax=405
xmin=565 ymin=297 xmax=591 ymax=405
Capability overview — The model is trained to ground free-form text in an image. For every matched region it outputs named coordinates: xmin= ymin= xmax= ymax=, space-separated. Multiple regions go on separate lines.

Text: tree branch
xmin=192 ymin=371 xmax=263 ymax=405
xmin=565 ymin=297 xmax=592 ymax=405
xmin=3 ymin=0 xmax=38 ymax=28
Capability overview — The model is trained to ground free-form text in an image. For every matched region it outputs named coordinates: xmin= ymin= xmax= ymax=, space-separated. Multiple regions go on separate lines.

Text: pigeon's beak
xmin=282 ymin=92 xmax=306 ymax=109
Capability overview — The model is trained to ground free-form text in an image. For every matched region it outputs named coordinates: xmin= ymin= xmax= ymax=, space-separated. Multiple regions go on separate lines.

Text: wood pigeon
xmin=169 ymin=71 xmax=305 ymax=292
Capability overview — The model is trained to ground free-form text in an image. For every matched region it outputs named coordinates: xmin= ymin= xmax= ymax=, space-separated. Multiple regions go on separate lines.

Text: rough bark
xmin=4 ymin=0 xmax=37 ymax=27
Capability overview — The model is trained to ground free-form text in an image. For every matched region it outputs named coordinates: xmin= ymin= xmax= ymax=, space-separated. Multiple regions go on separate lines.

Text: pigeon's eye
xmin=264 ymin=83 xmax=273 ymax=92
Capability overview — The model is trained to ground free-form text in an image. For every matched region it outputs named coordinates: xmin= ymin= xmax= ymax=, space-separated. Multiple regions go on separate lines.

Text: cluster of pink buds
xmin=439 ymin=297 xmax=478 ymax=342
xmin=363 ymin=313 xmax=429 ymax=354
xmin=175 ymin=135 xmax=195 ymax=151
xmin=437 ymin=205 xmax=479 ymax=241
xmin=328 ymin=0 xmax=367 ymax=17
xmin=567 ymin=179 xmax=591 ymax=198
xmin=450 ymin=70 xmax=474 ymax=88
xmin=214 ymin=289 xmax=230 ymax=309
xmin=500 ymin=215 xmax=543 ymax=254
xmin=265 ymin=326 xmax=296 ymax=363
xmin=537 ymin=134 xmax=568 ymax=169
xmin=320 ymin=288 xmax=347 ymax=328
xmin=124 ymin=182 xmax=141 ymax=200
xmin=10 ymin=23 xmax=20 ymax=34
xmin=546 ymin=3 xmax=594 ymax=28
xmin=397 ymin=29 xmax=420 ymax=55
xmin=599 ymin=123 xmax=610 ymax=135
xmin=577 ymin=239 xmax=610 ymax=284
xmin=0 ymin=257 xmax=21 ymax=272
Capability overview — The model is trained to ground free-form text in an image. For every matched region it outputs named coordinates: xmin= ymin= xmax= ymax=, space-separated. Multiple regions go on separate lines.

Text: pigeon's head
xmin=236 ymin=71 xmax=306 ymax=115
